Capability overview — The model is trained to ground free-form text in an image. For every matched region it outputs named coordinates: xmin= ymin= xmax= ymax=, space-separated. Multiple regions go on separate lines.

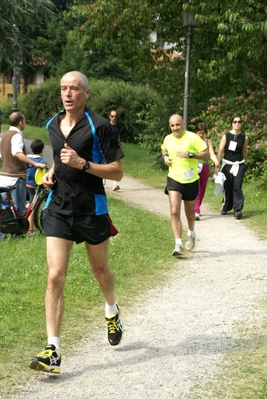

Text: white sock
xmin=48 ymin=337 xmax=60 ymax=354
xmin=175 ymin=238 xmax=182 ymax=246
xmin=188 ymin=230 xmax=195 ymax=238
xmin=105 ymin=302 xmax=117 ymax=318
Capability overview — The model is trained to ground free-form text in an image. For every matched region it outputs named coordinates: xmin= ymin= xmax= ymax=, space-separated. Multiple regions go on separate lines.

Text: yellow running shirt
xmin=161 ymin=131 xmax=207 ymax=184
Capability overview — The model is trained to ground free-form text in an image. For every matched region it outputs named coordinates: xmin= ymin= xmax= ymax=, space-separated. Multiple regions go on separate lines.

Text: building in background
xmin=0 ymin=70 xmax=44 ymax=107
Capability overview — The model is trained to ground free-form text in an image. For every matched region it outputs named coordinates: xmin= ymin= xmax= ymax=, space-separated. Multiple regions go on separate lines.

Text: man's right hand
xmin=43 ymin=170 xmax=55 ymax=188
xmin=164 ymin=156 xmax=173 ymax=166
xmin=35 ymin=162 xmax=46 ymax=169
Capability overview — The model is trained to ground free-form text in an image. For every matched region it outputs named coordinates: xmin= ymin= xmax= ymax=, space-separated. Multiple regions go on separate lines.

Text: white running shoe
xmin=185 ymin=235 xmax=195 ymax=251
xmin=172 ymin=244 xmax=184 ymax=257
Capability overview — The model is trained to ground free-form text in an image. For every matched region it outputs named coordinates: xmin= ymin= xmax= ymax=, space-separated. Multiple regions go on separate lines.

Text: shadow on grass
xmin=243 ymin=209 xmax=266 ymax=218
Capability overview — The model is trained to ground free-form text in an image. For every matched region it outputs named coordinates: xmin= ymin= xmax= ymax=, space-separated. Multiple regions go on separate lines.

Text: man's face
xmin=61 ymin=75 xmax=90 ymax=113
xmin=109 ymin=112 xmax=118 ymax=125
xmin=169 ymin=116 xmax=184 ymax=137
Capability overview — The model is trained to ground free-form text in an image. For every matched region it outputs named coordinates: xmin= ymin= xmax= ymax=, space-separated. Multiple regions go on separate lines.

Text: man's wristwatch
xmin=82 ymin=161 xmax=90 ymax=171
xmin=188 ymin=152 xmax=195 ymax=158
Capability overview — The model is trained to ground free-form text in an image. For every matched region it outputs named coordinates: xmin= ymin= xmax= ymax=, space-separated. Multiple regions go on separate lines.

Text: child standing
xmin=26 ymin=139 xmax=46 ymax=234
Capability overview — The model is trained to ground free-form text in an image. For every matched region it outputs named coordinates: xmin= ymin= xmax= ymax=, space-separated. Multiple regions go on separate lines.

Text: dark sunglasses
xmin=233 ymin=120 xmax=242 ymax=123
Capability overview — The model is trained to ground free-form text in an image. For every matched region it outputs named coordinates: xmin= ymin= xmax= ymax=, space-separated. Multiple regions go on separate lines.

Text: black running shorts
xmin=165 ymin=177 xmax=199 ymax=201
xmin=43 ymin=209 xmax=118 ymax=245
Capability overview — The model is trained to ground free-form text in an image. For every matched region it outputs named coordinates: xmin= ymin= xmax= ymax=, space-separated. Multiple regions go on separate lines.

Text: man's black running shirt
xmin=45 ymin=107 xmax=124 ymax=216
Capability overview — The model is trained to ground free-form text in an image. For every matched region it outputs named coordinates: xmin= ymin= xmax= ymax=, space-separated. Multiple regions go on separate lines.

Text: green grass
xmin=188 ymin=309 xmax=267 ymax=399
xmin=121 ymin=143 xmax=167 ymax=189
xmin=1 ymin=141 xmax=267 ymax=397
xmin=0 ymin=197 xmax=177 ymax=396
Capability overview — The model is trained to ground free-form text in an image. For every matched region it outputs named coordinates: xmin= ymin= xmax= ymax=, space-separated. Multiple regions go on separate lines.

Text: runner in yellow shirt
xmin=161 ymin=114 xmax=210 ymax=257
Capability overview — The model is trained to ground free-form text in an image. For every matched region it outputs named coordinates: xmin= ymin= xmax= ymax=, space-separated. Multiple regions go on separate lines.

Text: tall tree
xmin=196 ymin=1 xmax=267 ymax=89
xmin=0 ymin=0 xmax=56 ymax=68
xmin=66 ymin=0 xmax=267 ymax=114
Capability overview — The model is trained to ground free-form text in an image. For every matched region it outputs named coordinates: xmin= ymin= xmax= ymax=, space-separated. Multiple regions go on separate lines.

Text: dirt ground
xmin=6 ymin=163 xmax=267 ymax=399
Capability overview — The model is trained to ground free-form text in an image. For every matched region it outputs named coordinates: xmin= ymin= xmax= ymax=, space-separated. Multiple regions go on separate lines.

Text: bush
xmin=87 ymin=79 xmax=162 ymax=143
xmin=193 ymin=89 xmax=267 ymax=183
xmin=0 ymin=99 xmax=14 ymax=123
xmin=136 ymin=100 xmax=170 ymax=170
xmin=2 ymin=78 xmax=162 ymax=144
xmin=19 ymin=77 xmax=62 ymax=127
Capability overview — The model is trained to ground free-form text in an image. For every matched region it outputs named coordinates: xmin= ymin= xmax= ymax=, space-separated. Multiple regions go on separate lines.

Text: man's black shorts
xmin=164 ymin=177 xmax=199 ymax=201
xmin=43 ymin=209 xmax=118 ymax=245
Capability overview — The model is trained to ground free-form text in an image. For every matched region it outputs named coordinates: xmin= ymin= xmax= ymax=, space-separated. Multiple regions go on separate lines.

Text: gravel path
xmin=4 ymin=142 xmax=267 ymax=398
xmin=1 ymin=143 xmax=267 ymax=399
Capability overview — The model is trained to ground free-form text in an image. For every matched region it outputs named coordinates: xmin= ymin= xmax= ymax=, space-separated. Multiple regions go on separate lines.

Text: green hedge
xmin=3 ymin=78 xmax=163 ymax=144
xmin=87 ymin=79 xmax=162 ymax=143
xmin=194 ymin=90 xmax=267 ymax=183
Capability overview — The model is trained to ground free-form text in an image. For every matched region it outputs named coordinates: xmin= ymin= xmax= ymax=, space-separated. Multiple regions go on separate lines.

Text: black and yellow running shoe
xmin=105 ymin=304 xmax=123 ymax=346
xmin=29 ymin=344 xmax=61 ymax=374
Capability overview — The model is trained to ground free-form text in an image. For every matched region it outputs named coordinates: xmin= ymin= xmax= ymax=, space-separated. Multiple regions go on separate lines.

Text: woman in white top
xmin=215 ymin=116 xmax=248 ymax=219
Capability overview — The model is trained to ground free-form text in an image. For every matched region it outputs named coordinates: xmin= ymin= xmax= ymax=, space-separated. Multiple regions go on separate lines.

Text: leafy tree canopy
xmin=67 ymin=0 xmax=267 ymax=94
xmin=196 ymin=1 xmax=267 ymax=89
xmin=0 ymin=0 xmax=56 ymax=67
